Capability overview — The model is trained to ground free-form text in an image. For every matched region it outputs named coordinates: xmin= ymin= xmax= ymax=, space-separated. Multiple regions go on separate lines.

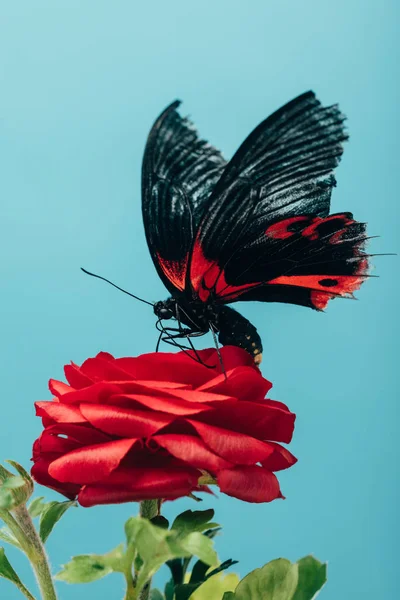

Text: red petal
xmin=48 ymin=439 xmax=138 ymax=484
xmin=35 ymin=402 xmax=86 ymax=423
xmin=218 ymin=466 xmax=283 ymax=502
xmin=117 ymin=352 xmax=217 ymax=386
xmin=196 ymin=400 xmax=296 ymax=443
xmin=80 ymin=404 xmax=174 ymax=437
xmin=216 ymin=346 xmax=257 ymax=371
xmin=80 ymin=356 xmax=136 ymax=381
xmin=49 ymin=379 xmax=75 ymax=397
xmin=112 ymin=393 xmax=210 ymax=416
xmin=154 ymin=434 xmax=233 ymax=471
xmin=95 ymin=352 xmax=115 ymax=361
xmin=129 ymin=380 xmax=191 ymax=390
xmin=168 ymin=389 xmax=234 ymax=403
xmin=263 ymin=399 xmax=291 ymax=411
xmin=31 ymin=459 xmax=79 ymax=500
xmin=64 ymin=363 xmax=94 ymax=388
xmin=186 ymin=420 xmax=274 ymax=464
xmin=60 ymin=382 xmax=121 ymax=404
xmin=198 ymin=366 xmax=271 ymax=401
xmin=78 ymin=467 xmax=199 ymax=506
xmin=261 ymin=442 xmax=297 ymax=471
xmin=35 ymin=431 xmax=81 ymax=455
xmin=43 ymin=423 xmax=112 ymax=445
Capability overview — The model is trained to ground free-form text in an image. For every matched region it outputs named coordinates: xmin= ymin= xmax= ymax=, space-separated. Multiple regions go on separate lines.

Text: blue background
xmin=1 ymin=1 xmax=398 ymax=598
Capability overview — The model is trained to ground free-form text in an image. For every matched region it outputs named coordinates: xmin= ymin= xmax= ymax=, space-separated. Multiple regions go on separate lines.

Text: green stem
xmin=139 ymin=499 xmax=159 ymax=520
xmin=137 ymin=500 xmax=159 ymax=600
xmin=0 ymin=508 xmax=32 ymax=553
xmin=13 ymin=505 xmax=57 ymax=600
xmin=123 ymin=542 xmax=137 ymax=600
xmin=15 ymin=580 xmax=37 ymax=600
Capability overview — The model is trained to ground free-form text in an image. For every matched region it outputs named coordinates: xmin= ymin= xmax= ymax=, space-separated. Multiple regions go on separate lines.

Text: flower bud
xmin=0 ymin=461 xmax=34 ymax=510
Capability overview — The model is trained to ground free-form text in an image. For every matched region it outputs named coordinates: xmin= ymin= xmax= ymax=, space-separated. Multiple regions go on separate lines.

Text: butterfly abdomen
xmin=215 ymin=305 xmax=263 ymax=364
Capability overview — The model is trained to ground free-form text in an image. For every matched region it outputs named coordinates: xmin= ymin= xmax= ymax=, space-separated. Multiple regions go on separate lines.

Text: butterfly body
xmin=154 ymin=298 xmax=263 ymax=362
xmin=143 ymin=92 xmax=369 ymax=362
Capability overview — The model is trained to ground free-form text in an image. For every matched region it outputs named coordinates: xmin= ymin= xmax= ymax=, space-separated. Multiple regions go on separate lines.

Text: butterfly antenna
xmin=209 ymin=322 xmax=227 ymax=380
xmin=81 ymin=268 xmax=154 ymax=306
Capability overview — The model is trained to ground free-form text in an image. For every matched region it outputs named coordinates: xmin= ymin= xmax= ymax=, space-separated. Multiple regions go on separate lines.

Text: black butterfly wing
xmin=189 ymin=91 xmax=369 ymax=309
xmin=142 ymin=100 xmax=226 ymax=295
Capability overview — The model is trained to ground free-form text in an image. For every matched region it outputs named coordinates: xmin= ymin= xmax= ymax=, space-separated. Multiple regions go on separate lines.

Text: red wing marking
xmin=269 ymin=263 xmax=369 ymax=309
xmin=265 ymin=214 xmax=356 ymax=243
xmin=265 ymin=216 xmax=310 ymax=240
xmin=190 ymin=241 xmax=259 ymax=302
xmin=268 ymin=273 xmax=366 ymax=294
xmin=156 ymin=253 xmax=188 ymax=292
xmin=301 ymin=213 xmax=355 ymax=241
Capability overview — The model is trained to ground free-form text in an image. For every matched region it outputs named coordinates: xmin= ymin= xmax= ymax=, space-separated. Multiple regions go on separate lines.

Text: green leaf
xmin=176 ymin=560 xmax=239 ymax=600
xmin=170 ymin=532 xmax=218 ymax=568
xmin=189 ymin=559 xmax=209 ymax=584
xmin=0 ymin=547 xmax=21 ymax=583
xmin=0 ymin=527 xmax=22 ymax=550
xmin=5 ymin=461 xmax=33 ymax=484
xmin=0 ymin=461 xmax=34 ymax=509
xmin=234 ymin=558 xmax=299 ymax=600
xmin=150 ymin=590 xmax=165 ymax=600
xmin=39 ymin=500 xmax=76 ymax=543
xmin=56 ymin=544 xmax=125 ymax=584
xmin=151 ymin=515 xmax=169 ymax=529
xmin=125 ymin=516 xmax=219 ymax=596
xmin=0 ymin=487 xmax=13 ymax=510
xmin=0 ymin=547 xmax=35 ymax=599
xmin=126 ymin=517 xmax=176 ymax=593
xmin=222 ymin=593 xmax=236 ymax=599
xmin=165 ymin=579 xmax=175 ymax=600
xmin=188 ymin=572 xmax=240 ymax=600
xmin=172 ymin=510 xmax=219 ymax=535
xmin=292 ymin=556 xmax=327 ymax=600
xmin=28 ymin=497 xmax=47 ymax=518
xmin=0 ymin=477 xmax=29 ymax=509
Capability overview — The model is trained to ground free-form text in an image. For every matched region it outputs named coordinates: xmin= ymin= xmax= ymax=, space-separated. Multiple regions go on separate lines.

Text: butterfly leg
xmin=215 ymin=305 xmax=263 ymax=364
xmin=155 ymin=320 xmax=215 ymax=367
xmin=161 ymin=331 xmax=216 ymax=368
xmin=209 ymin=321 xmax=226 ymax=378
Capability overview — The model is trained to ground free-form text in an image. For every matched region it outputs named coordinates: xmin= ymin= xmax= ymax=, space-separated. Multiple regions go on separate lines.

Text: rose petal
xmin=198 ymin=366 xmax=271 ymax=401
xmin=117 ymin=352 xmax=217 ymax=386
xmin=186 ymin=420 xmax=275 ymax=464
xmin=80 ymin=404 xmax=174 ymax=437
xmin=169 ymin=389 xmax=235 ymax=403
xmin=218 ymin=466 xmax=283 ymax=502
xmin=112 ymin=393 xmax=210 ymax=416
xmin=95 ymin=351 xmax=115 ymax=361
xmin=127 ymin=380 xmax=191 ymax=390
xmin=48 ymin=438 xmax=138 ymax=484
xmin=31 ymin=459 xmax=79 ymax=500
xmin=80 ymin=356 xmax=136 ymax=381
xmin=64 ymin=362 xmax=94 ymax=388
xmin=42 ymin=423 xmax=112 ymax=445
xmin=262 ymin=399 xmax=291 ymax=411
xmin=78 ymin=467 xmax=200 ymax=506
xmin=35 ymin=431 xmax=81 ymax=455
xmin=60 ymin=382 xmax=122 ymax=404
xmin=196 ymin=400 xmax=296 ymax=443
xmin=35 ymin=402 xmax=86 ymax=423
xmin=49 ymin=379 xmax=75 ymax=397
xmin=154 ymin=434 xmax=233 ymax=471
xmin=215 ymin=346 xmax=257 ymax=371
xmin=261 ymin=442 xmax=298 ymax=471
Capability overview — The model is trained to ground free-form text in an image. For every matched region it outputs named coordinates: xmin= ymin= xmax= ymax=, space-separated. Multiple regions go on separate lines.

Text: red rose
xmin=32 ymin=347 xmax=296 ymax=507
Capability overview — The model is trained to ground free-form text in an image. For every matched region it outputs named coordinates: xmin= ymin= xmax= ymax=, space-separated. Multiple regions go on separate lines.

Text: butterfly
xmin=142 ymin=91 xmax=369 ymax=364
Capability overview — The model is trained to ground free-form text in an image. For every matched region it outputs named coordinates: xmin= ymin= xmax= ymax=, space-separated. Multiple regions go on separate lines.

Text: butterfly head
xmin=153 ymin=298 xmax=176 ymax=320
